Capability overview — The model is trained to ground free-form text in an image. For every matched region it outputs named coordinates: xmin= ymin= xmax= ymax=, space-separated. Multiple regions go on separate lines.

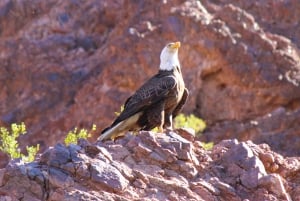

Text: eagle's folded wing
xmin=110 ymin=75 xmax=176 ymax=128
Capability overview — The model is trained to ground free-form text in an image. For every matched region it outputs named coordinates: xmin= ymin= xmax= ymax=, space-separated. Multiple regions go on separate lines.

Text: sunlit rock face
xmin=0 ymin=131 xmax=298 ymax=200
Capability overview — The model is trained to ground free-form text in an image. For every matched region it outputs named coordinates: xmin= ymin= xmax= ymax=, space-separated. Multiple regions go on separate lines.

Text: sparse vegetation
xmin=0 ymin=122 xmax=40 ymax=162
xmin=114 ymin=105 xmax=124 ymax=116
xmin=174 ymin=113 xmax=213 ymax=150
xmin=174 ymin=114 xmax=206 ymax=135
xmin=151 ymin=113 xmax=206 ymax=133
xmin=64 ymin=124 xmax=97 ymax=146
xmin=202 ymin=141 xmax=214 ymax=150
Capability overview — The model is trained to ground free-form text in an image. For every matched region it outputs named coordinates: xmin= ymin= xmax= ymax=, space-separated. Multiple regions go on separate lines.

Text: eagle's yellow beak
xmin=171 ymin=41 xmax=181 ymax=49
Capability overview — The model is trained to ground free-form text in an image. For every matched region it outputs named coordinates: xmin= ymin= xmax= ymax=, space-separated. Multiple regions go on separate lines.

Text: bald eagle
xmin=98 ymin=41 xmax=188 ymax=141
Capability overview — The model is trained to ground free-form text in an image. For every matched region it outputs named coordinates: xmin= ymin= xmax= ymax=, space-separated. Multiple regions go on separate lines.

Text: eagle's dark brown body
xmin=99 ymin=66 xmax=188 ymax=141
xmin=98 ymin=41 xmax=188 ymax=141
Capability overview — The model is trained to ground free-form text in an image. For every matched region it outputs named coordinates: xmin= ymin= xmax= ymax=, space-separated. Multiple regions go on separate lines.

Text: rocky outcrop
xmin=202 ymin=107 xmax=300 ymax=156
xmin=1 ymin=131 xmax=299 ymax=201
xmin=203 ymin=0 xmax=300 ymax=48
xmin=196 ymin=1 xmax=300 ymax=156
xmin=0 ymin=0 xmax=300 ymax=163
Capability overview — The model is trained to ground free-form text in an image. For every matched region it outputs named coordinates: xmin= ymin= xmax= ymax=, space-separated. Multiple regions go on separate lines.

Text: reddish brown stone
xmin=0 ymin=131 xmax=299 ymax=200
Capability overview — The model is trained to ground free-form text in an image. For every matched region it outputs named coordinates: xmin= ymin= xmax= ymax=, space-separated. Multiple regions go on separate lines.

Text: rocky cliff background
xmin=1 ymin=0 xmax=300 ymax=200
xmin=1 ymin=0 xmax=300 ymax=155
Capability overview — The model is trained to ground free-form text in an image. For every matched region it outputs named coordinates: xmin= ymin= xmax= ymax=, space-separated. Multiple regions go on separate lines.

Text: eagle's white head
xmin=159 ymin=41 xmax=181 ymax=71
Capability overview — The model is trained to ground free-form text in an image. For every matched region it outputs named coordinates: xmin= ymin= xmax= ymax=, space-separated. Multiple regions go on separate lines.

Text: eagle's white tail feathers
xmin=98 ymin=121 xmax=122 ymax=141
xmin=98 ymin=112 xmax=142 ymax=141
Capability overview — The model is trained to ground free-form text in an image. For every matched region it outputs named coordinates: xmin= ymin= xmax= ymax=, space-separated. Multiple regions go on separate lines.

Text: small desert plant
xmin=114 ymin=105 xmax=124 ymax=116
xmin=64 ymin=124 xmax=97 ymax=146
xmin=174 ymin=114 xmax=206 ymax=135
xmin=151 ymin=113 xmax=206 ymax=134
xmin=174 ymin=114 xmax=213 ymax=150
xmin=201 ymin=141 xmax=214 ymax=150
xmin=0 ymin=122 xmax=40 ymax=162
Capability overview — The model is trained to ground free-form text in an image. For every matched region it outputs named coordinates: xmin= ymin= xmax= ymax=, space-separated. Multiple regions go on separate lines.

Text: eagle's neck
xmin=159 ymin=52 xmax=180 ymax=71
xmin=158 ymin=65 xmax=181 ymax=74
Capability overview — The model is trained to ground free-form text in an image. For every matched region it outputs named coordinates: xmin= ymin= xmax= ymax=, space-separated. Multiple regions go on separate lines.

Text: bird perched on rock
xmin=98 ymin=41 xmax=188 ymax=141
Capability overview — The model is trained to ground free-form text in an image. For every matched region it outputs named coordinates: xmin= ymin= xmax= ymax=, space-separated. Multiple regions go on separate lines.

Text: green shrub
xmin=174 ymin=114 xmax=206 ymax=135
xmin=22 ymin=145 xmax=40 ymax=162
xmin=114 ymin=105 xmax=124 ymax=116
xmin=174 ymin=114 xmax=213 ymax=149
xmin=202 ymin=141 xmax=214 ymax=150
xmin=64 ymin=124 xmax=96 ymax=146
xmin=150 ymin=113 xmax=206 ymax=134
xmin=0 ymin=122 xmax=40 ymax=162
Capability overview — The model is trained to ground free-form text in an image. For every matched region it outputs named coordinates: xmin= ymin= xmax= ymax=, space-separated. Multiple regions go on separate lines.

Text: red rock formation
xmin=202 ymin=107 xmax=300 ymax=156
xmin=0 ymin=0 xmax=300 ymax=165
xmin=0 ymin=131 xmax=298 ymax=200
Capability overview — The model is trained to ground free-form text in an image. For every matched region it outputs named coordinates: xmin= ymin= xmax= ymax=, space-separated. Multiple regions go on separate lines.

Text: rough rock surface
xmin=202 ymin=107 xmax=300 ymax=156
xmin=0 ymin=1 xmax=300 ymax=162
xmin=0 ymin=131 xmax=299 ymax=201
